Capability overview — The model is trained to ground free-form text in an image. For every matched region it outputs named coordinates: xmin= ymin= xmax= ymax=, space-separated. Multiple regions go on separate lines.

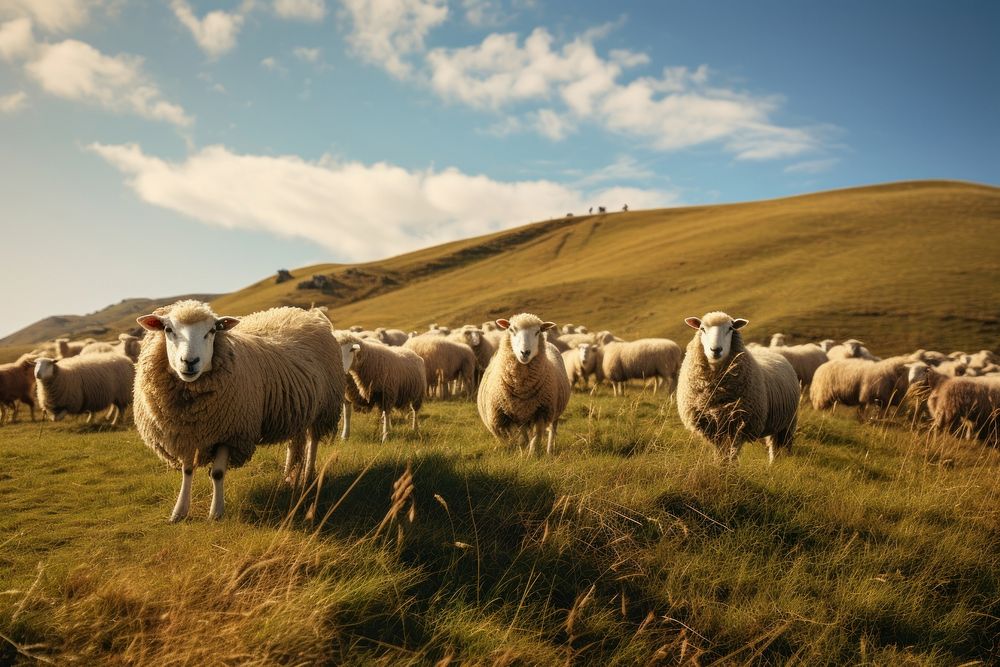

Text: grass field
xmin=2 ymin=385 xmax=998 ymax=664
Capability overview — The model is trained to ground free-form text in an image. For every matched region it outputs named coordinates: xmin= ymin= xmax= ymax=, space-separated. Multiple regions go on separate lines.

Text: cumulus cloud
xmin=0 ymin=89 xmax=26 ymax=111
xmin=0 ymin=19 xmax=192 ymax=126
xmin=293 ymin=46 xmax=320 ymax=63
xmin=425 ymin=26 xmax=823 ymax=159
xmin=0 ymin=0 xmax=101 ymax=33
xmin=340 ymin=0 xmax=447 ymax=78
xmin=88 ymin=142 xmax=680 ymax=260
xmin=170 ymin=0 xmax=250 ymax=58
xmin=274 ymin=0 xmax=325 ymax=21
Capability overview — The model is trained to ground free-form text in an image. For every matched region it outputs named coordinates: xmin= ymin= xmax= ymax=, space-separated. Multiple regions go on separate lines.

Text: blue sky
xmin=0 ymin=0 xmax=997 ymax=338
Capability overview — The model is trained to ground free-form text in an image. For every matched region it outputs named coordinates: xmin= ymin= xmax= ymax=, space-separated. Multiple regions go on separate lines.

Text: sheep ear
xmin=684 ymin=317 xmax=702 ymax=330
xmin=137 ymin=315 xmax=165 ymax=331
xmin=351 ymin=344 xmax=360 ymax=352
xmin=215 ymin=317 xmax=240 ymax=331
xmin=496 ymin=319 xmax=510 ymax=330
xmin=732 ymin=318 xmax=749 ymax=330
xmin=541 ymin=321 xmax=557 ymax=332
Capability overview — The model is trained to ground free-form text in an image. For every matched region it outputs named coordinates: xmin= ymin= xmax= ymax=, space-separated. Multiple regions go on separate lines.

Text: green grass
xmin=2 ymin=386 xmax=998 ymax=664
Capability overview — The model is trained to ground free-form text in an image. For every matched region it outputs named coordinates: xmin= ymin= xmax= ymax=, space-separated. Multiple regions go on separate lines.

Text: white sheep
xmin=80 ymin=333 xmax=142 ymax=362
xmin=447 ymin=326 xmax=497 ymax=389
xmin=374 ymin=327 xmax=409 ymax=346
xmin=0 ymin=354 xmax=37 ymax=424
xmin=477 ymin=313 xmax=570 ymax=455
xmin=769 ymin=343 xmax=829 ymax=387
xmin=403 ymin=335 xmax=475 ymax=399
xmin=562 ymin=342 xmax=602 ymax=389
xmin=676 ymin=312 xmax=799 ymax=463
xmin=600 ymin=338 xmax=682 ymax=396
xmin=923 ymin=368 xmax=1000 ymax=445
xmin=133 ymin=300 xmax=344 ymax=522
xmin=34 ymin=353 xmax=134 ymax=426
xmin=334 ymin=332 xmax=425 ymax=442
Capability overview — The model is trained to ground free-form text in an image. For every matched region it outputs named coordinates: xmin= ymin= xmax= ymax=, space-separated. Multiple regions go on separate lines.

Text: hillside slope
xmin=5 ymin=180 xmax=999 ymax=355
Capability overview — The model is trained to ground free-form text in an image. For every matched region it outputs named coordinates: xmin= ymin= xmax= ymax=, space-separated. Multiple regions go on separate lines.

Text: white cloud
xmin=293 ymin=46 xmax=320 ymax=62
xmin=88 ymin=142 xmax=680 ymax=260
xmin=274 ymin=0 xmax=325 ymax=21
xmin=0 ymin=19 xmax=192 ymax=126
xmin=0 ymin=89 xmax=26 ymax=111
xmin=571 ymin=155 xmax=656 ymax=187
xmin=0 ymin=0 xmax=100 ymax=33
xmin=426 ymin=26 xmax=823 ymax=160
xmin=340 ymin=0 xmax=447 ymax=78
xmin=170 ymin=0 xmax=250 ymax=58
xmin=260 ymin=56 xmax=286 ymax=73
xmin=784 ymin=158 xmax=839 ymax=174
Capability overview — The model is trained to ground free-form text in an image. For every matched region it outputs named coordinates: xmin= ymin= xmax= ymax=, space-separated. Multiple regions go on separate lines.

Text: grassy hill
xmin=4 ymin=180 xmax=999 ymax=359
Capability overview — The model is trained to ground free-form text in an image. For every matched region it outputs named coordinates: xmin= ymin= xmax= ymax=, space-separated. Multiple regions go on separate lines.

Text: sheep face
xmin=770 ymin=333 xmax=786 ymax=347
xmin=340 ymin=342 xmax=360 ymax=373
xmin=462 ymin=329 xmax=482 ymax=347
xmin=907 ymin=362 xmax=930 ymax=384
xmin=497 ymin=317 xmax=556 ymax=365
xmin=684 ymin=314 xmax=748 ymax=365
xmin=577 ymin=344 xmax=593 ymax=365
xmin=137 ymin=312 xmax=240 ymax=383
xmin=843 ymin=340 xmax=864 ymax=357
xmin=34 ymin=357 xmax=56 ymax=381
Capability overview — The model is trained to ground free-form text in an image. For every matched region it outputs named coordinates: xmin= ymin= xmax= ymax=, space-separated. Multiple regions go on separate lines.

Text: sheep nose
xmin=183 ymin=357 xmax=200 ymax=368
xmin=710 ymin=347 xmax=722 ymax=358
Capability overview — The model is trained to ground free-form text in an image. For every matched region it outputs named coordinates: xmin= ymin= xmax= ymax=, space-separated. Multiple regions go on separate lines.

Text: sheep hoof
xmin=169 ymin=512 xmax=187 ymax=523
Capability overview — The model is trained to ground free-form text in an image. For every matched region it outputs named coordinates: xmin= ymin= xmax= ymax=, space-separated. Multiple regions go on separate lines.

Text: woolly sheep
xmin=448 ymin=327 xmax=497 ymax=388
xmin=825 ymin=339 xmax=865 ymax=361
xmin=923 ymin=369 xmax=1000 ymax=445
xmin=563 ymin=343 xmax=602 ymax=389
xmin=857 ymin=356 xmax=914 ymax=417
xmin=34 ymin=353 xmax=134 ymax=425
xmin=594 ymin=330 xmax=623 ymax=346
xmin=769 ymin=343 xmax=829 ymax=387
xmin=374 ymin=327 xmax=409 ymax=346
xmin=0 ymin=354 xmax=37 ymax=424
xmin=477 ymin=313 xmax=570 ymax=455
xmin=80 ymin=333 xmax=142 ymax=362
xmin=677 ymin=312 xmax=799 ymax=463
xmin=809 ymin=359 xmax=873 ymax=414
xmin=601 ymin=338 xmax=682 ymax=396
xmin=403 ymin=335 xmax=475 ymax=399
xmin=334 ymin=332 xmax=425 ymax=442
xmin=557 ymin=332 xmax=596 ymax=349
xmin=133 ymin=301 xmax=344 ymax=522
xmin=544 ymin=331 xmax=569 ymax=352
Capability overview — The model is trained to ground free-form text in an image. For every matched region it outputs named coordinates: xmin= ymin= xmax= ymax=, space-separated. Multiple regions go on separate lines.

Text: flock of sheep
xmin=0 ymin=299 xmax=997 ymax=522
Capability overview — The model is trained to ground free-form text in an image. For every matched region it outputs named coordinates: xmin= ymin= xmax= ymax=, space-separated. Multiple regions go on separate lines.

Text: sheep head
xmin=577 ymin=343 xmax=593 ymax=365
xmin=497 ymin=313 xmax=556 ymax=365
xmin=137 ymin=300 xmax=239 ymax=383
xmin=333 ymin=331 xmax=363 ymax=373
xmin=684 ymin=311 xmax=748 ymax=366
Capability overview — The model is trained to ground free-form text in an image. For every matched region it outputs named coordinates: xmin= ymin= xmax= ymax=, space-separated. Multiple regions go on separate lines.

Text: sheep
xmin=80 ymin=333 xmax=142 ymax=362
xmin=403 ymin=335 xmax=475 ymax=399
xmin=560 ymin=324 xmax=576 ymax=335
xmin=594 ymin=330 xmax=623 ymax=346
xmin=769 ymin=333 xmax=787 ymax=347
xmin=601 ymin=338 xmax=682 ymax=397
xmin=34 ymin=353 xmax=134 ymax=426
xmin=818 ymin=339 xmax=836 ymax=352
xmin=447 ymin=327 xmax=496 ymax=388
xmin=857 ymin=356 xmax=914 ymax=418
xmin=0 ymin=354 xmax=37 ymax=424
xmin=374 ymin=327 xmax=409 ymax=346
xmin=558 ymin=332 xmax=596 ymax=349
xmin=769 ymin=343 xmax=829 ymax=387
xmin=133 ymin=300 xmax=344 ymax=522
xmin=477 ymin=313 xmax=570 ymax=455
xmin=825 ymin=339 xmax=878 ymax=361
xmin=56 ymin=338 xmax=96 ymax=359
xmin=923 ymin=369 xmax=1000 ymax=445
xmin=544 ymin=331 xmax=569 ymax=352
xmin=907 ymin=349 xmax=948 ymax=366
xmin=676 ymin=312 xmax=799 ymax=463
xmin=428 ymin=323 xmax=451 ymax=335
xmin=334 ymin=332 xmax=425 ymax=443
xmin=563 ymin=343 xmax=602 ymax=389
xmin=574 ymin=325 xmax=589 ymax=334
xmin=809 ymin=359 xmax=873 ymax=413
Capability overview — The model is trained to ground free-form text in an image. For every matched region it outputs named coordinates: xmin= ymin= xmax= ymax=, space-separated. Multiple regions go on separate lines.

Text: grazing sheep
xmin=809 ymin=359 xmax=873 ymax=414
xmin=403 ymin=335 xmax=475 ymax=399
xmin=34 ymin=353 xmax=134 ymax=425
xmin=477 ymin=313 xmax=570 ymax=455
xmin=857 ymin=356 xmax=914 ymax=418
xmin=769 ymin=343 xmax=829 ymax=387
xmin=563 ymin=343 xmax=602 ymax=389
xmin=0 ymin=354 xmax=37 ymax=424
xmin=133 ymin=301 xmax=344 ymax=522
xmin=601 ymin=338 xmax=682 ymax=396
xmin=334 ymin=332 xmax=425 ymax=442
xmin=677 ymin=312 xmax=799 ymax=463
xmin=923 ymin=369 xmax=1000 ymax=445
xmin=374 ymin=327 xmax=409 ymax=346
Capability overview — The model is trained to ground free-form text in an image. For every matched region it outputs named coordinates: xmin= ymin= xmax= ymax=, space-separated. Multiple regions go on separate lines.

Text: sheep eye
xmin=164 ymin=327 xmax=173 ymax=335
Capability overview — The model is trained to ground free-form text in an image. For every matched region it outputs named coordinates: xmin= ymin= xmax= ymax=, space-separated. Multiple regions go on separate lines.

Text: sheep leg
xmin=284 ymin=435 xmax=306 ymax=486
xmin=546 ymin=421 xmax=557 ymax=455
xmin=381 ymin=410 xmax=389 ymax=443
xmin=411 ymin=406 xmax=419 ymax=432
xmin=341 ymin=402 xmax=352 ymax=440
xmin=85 ymin=411 xmax=94 ymax=424
xmin=170 ymin=459 xmax=195 ymax=523
xmin=302 ymin=430 xmax=318 ymax=488
xmin=208 ymin=445 xmax=229 ymax=520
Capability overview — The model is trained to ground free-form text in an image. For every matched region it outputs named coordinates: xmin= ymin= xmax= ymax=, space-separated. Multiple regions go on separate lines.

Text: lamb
xmin=34 ymin=353 xmax=134 ymax=425
xmin=334 ymin=332 xmax=425 ymax=442
xmin=80 ymin=333 xmax=142 ymax=362
xmin=923 ymin=369 xmax=1000 ymax=445
xmin=133 ymin=300 xmax=344 ymax=522
xmin=563 ymin=343 xmax=602 ymax=389
xmin=403 ymin=335 xmax=475 ymax=399
xmin=769 ymin=343 xmax=829 ymax=387
xmin=374 ymin=327 xmax=409 ymax=346
xmin=477 ymin=313 xmax=570 ymax=455
xmin=601 ymin=338 xmax=682 ymax=396
xmin=0 ymin=354 xmax=37 ymax=424
xmin=676 ymin=312 xmax=799 ymax=463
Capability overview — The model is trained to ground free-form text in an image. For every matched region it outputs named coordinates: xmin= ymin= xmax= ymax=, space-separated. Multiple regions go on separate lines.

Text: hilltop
xmin=4 ymin=180 xmax=999 ymax=355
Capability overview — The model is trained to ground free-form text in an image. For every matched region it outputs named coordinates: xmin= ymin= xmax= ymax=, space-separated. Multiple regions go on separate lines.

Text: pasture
xmin=2 ymin=387 xmax=998 ymax=664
